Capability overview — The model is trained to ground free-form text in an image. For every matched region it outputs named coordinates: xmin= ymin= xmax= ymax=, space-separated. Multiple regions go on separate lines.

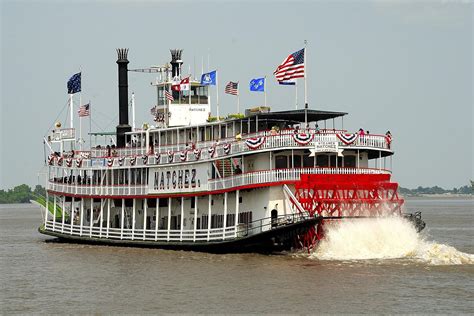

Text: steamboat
xmin=38 ymin=48 xmax=424 ymax=253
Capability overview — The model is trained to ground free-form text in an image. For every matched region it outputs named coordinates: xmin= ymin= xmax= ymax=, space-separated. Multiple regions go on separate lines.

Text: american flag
xmin=164 ymin=90 xmax=174 ymax=101
xmin=225 ymin=81 xmax=239 ymax=96
xmin=150 ymin=106 xmax=157 ymax=116
xmin=273 ymin=48 xmax=305 ymax=82
xmin=77 ymin=103 xmax=90 ymax=117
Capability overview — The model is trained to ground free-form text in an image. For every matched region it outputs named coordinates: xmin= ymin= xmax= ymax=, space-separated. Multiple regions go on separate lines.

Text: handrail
xmin=47 ymin=166 xmax=391 ymax=196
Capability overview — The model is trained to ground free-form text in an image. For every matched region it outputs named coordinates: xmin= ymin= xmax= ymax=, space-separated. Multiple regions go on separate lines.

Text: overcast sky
xmin=1 ymin=0 xmax=472 ymax=190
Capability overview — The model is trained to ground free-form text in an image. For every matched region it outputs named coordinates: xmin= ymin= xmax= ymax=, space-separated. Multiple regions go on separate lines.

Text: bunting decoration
xmin=245 ymin=137 xmax=266 ymax=150
xmin=57 ymin=157 xmax=63 ymax=166
xmin=223 ymin=143 xmax=231 ymax=155
xmin=118 ymin=157 xmax=124 ymax=166
xmin=208 ymin=146 xmax=216 ymax=158
xmin=130 ymin=156 xmax=136 ymax=166
xmin=75 ymin=158 xmax=83 ymax=168
xmin=66 ymin=158 xmax=73 ymax=167
xmin=180 ymin=150 xmax=187 ymax=162
xmin=107 ymin=158 xmax=114 ymax=167
xmin=193 ymin=148 xmax=201 ymax=160
xmin=154 ymin=152 xmax=161 ymax=163
xmin=47 ymin=154 xmax=55 ymax=166
xmin=292 ymin=132 xmax=314 ymax=146
xmin=167 ymin=151 xmax=174 ymax=163
xmin=336 ymin=133 xmax=359 ymax=145
xmin=142 ymin=155 xmax=148 ymax=165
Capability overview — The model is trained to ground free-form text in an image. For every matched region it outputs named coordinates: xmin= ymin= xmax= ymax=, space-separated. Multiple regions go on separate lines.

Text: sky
xmin=0 ymin=0 xmax=472 ymax=190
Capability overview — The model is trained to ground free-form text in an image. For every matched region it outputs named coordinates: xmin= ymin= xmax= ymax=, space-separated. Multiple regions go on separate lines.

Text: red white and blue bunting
xmin=223 ymin=143 xmax=231 ymax=155
xmin=180 ymin=150 xmax=187 ymax=162
xmin=75 ymin=158 xmax=83 ymax=168
xmin=167 ymin=151 xmax=174 ymax=163
xmin=107 ymin=158 xmax=114 ymax=167
xmin=142 ymin=155 xmax=148 ymax=165
xmin=48 ymin=154 xmax=55 ymax=166
xmin=193 ymin=148 xmax=201 ymax=160
xmin=130 ymin=156 xmax=136 ymax=166
xmin=245 ymin=137 xmax=266 ymax=150
xmin=57 ymin=157 xmax=63 ymax=166
xmin=66 ymin=158 xmax=73 ymax=167
xmin=336 ymin=133 xmax=359 ymax=145
xmin=154 ymin=152 xmax=161 ymax=163
xmin=292 ymin=132 xmax=314 ymax=146
xmin=208 ymin=146 xmax=216 ymax=158
xmin=118 ymin=157 xmax=124 ymax=166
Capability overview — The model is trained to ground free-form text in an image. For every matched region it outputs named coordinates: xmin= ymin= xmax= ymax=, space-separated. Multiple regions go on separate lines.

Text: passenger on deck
xmin=358 ymin=128 xmax=365 ymax=136
xmin=234 ymin=165 xmax=242 ymax=175
xmin=315 ymin=124 xmax=320 ymax=133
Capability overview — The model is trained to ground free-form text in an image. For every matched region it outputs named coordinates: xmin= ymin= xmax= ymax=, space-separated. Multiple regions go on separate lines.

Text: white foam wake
xmin=308 ymin=217 xmax=474 ymax=265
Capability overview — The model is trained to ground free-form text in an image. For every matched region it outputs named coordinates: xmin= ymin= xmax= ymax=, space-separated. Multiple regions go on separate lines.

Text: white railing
xmin=47 ymin=182 xmax=147 ymax=196
xmin=48 ymin=166 xmax=390 ymax=196
xmin=61 ymin=130 xmax=391 ymax=169
xmin=208 ymin=167 xmax=391 ymax=191
xmin=44 ymin=220 xmax=236 ymax=242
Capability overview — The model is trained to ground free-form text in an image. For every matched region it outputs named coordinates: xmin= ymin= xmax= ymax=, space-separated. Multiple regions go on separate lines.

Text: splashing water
xmin=307 ymin=217 xmax=474 ymax=265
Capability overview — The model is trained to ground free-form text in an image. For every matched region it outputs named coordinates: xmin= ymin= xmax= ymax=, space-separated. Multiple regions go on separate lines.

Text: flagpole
xmin=295 ymin=80 xmax=298 ymax=110
xmin=264 ymin=76 xmax=267 ymax=107
xmin=79 ymin=92 xmax=82 ymax=150
xmin=237 ymin=82 xmax=240 ymax=114
xmin=304 ymin=40 xmax=308 ymax=127
xmin=216 ymin=70 xmax=219 ymax=119
xmin=69 ymin=94 xmax=74 ymax=130
xmin=131 ymin=92 xmax=136 ymax=130
xmin=89 ymin=101 xmax=92 ymax=149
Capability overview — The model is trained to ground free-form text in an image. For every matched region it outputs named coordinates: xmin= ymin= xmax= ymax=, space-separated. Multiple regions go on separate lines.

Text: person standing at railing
xmin=385 ymin=131 xmax=392 ymax=149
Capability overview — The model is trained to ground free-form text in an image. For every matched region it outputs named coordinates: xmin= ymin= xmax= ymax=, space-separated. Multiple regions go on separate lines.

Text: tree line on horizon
xmin=0 ymin=183 xmax=472 ymax=204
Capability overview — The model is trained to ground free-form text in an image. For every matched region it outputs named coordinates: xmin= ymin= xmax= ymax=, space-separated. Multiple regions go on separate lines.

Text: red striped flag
xmin=164 ymin=90 xmax=174 ymax=101
xmin=273 ymin=48 xmax=305 ymax=82
xmin=225 ymin=81 xmax=239 ymax=96
xmin=77 ymin=103 xmax=90 ymax=117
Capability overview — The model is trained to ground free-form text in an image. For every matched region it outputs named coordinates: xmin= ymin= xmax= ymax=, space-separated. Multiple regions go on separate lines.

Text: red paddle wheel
xmin=293 ymin=173 xmax=404 ymax=250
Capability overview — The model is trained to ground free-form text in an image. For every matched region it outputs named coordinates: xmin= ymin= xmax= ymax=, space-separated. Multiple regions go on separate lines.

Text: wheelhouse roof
xmin=139 ymin=109 xmax=347 ymax=135
xmin=246 ymin=109 xmax=347 ymax=123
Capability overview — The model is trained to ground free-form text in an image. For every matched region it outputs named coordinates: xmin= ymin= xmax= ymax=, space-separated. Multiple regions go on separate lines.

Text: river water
xmin=1 ymin=197 xmax=473 ymax=314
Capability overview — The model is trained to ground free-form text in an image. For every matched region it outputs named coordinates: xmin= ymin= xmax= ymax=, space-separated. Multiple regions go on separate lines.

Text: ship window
xmin=239 ymin=196 xmax=242 ymax=203
xmin=344 ymin=156 xmax=356 ymax=168
xmin=159 ymin=199 xmax=168 ymax=207
xmin=227 ymin=214 xmax=235 ymax=226
xmin=316 ymin=155 xmax=329 ymax=167
xmin=275 ymin=155 xmax=288 ymax=169
xmin=191 ymin=198 xmax=195 ymax=209
xmin=303 ymin=155 xmax=314 ymax=167
xmin=293 ymin=155 xmax=302 ymax=168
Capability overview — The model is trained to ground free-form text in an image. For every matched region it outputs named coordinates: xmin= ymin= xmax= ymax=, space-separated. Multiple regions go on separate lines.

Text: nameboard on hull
xmin=148 ymin=164 xmax=208 ymax=194
xmin=310 ymin=141 xmax=343 ymax=157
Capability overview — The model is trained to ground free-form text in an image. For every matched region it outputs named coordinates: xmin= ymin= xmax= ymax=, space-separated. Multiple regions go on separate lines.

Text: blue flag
xmin=278 ymin=80 xmax=296 ymax=86
xmin=67 ymin=72 xmax=81 ymax=94
xmin=250 ymin=77 xmax=265 ymax=92
xmin=201 ymin=70 xmax=217 ymax=86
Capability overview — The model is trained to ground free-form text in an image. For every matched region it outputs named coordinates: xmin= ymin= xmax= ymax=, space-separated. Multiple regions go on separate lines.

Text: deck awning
xmin=247 ymin=109 xmax=347 ymax=123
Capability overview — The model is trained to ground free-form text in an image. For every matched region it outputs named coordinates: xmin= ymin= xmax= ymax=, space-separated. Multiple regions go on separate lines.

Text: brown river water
xmin=1 ymin=197 xmax=473 ymax=314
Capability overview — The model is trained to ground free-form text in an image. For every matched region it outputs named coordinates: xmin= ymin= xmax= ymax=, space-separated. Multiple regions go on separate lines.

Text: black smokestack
xmin=170 ymin=49 xmax=183 ymax=78
xmin=116 ymin=48 xmax=131 ymax=147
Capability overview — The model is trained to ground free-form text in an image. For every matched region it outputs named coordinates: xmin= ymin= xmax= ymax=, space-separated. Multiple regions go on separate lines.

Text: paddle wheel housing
xmin=292 ymin=173 xmax=404 ymax=250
